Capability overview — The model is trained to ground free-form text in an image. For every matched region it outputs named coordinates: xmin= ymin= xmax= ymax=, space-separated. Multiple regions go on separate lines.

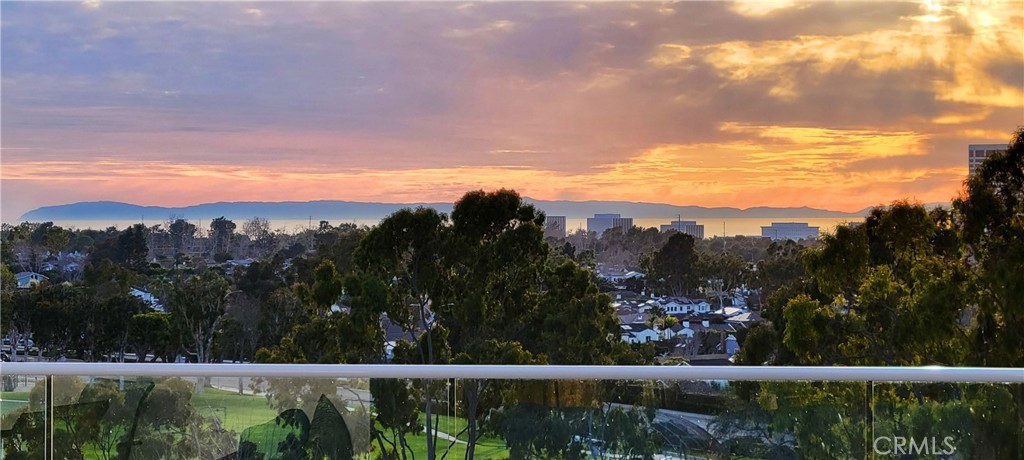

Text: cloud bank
xmin=2 ymin=1 xmax=1021 ymax=221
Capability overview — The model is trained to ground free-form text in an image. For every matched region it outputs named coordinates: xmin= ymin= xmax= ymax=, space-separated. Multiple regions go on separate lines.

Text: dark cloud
xmin=986 ymin=56 xmax=1024 ymax=90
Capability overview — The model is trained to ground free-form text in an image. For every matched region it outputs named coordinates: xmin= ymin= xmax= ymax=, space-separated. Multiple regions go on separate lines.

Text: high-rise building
xmin=761 ymin=222 xmax=819 ymax=241
xmin=659 ymin=220 xmax=705 ymax=239
xmin=544 ymin=215 xmax=567 ymax=239
xmin=969 ymin=143 xmax=1006 ymax=175
xmin=587 ymin=213 xmax=633 ymax=236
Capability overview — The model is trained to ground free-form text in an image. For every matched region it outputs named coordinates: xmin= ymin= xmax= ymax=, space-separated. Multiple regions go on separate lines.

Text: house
xmin=15 ymin=272 xmax=48 ymax=289
xmin=658 ymin=297 xmax=712 ymax=315
xmin=691 ymin=299 xmax=712 ymax=313
xmin=725 ymin=335 xmax=739 ymax=355
xmin=615 ymin=305 xmax=650 ymax=325
xmin=675 ymin=319 xmax=703 ymax=339
xmin=674 ymin=319 xmax=737 ymax=338
xmin=130 ymin=288 xmax=165 ymax=312
xmin=381 ymin=314 xmax=416 ymax=361
xmin=726 ymin=311 xmax=763 ymax=327
xmin=608 ymin=290 xmax=643 ymax=301
xmin=620 ymin=323 xmax=660 ymax=344
xmin=597 ymin=267 xmax=645 ymax=283
xmin=713 ymin=306 xmax=746 ymax=318
xmin=227 ymin=258 xmax=255 ymax=267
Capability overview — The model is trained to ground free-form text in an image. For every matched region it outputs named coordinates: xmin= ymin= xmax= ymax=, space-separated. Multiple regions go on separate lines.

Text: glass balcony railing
xmin=1 ymin=364 xmax=1021 ymax=460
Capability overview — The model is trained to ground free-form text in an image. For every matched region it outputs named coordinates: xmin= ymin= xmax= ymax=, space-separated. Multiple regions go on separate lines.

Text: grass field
xmin=190 ymin=388 xmax=511 ymax=459
xmin=0 ymin=391 xmax=30 ymax=417
xmin=3 ymin=387 xmax=512 ymax=459
xmin=376 ymin=427 xmax=510 ymax=460
xmin=191 ymin=387 xmax=280 ymax=433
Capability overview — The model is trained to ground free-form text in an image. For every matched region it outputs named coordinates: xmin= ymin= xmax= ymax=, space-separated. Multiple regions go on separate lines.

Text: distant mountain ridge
xmin=18 ymin=198 xmax=884 ymax=223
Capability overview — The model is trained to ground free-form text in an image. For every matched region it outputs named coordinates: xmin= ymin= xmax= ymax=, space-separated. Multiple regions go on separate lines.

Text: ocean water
xmin=38 ymin=217 xmax=858 ymax=238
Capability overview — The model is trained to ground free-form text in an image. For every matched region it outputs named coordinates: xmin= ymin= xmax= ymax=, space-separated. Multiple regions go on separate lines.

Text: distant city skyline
xmin=2 ymin=1 xmax=1021 ymax=221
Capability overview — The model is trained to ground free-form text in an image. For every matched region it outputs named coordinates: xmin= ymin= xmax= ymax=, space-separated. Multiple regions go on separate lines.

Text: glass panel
xmin=243 ymin=376 xmax=372 ymax=460
xmin=29 ymin=374 xmax=370 ymax=460
xmin=436 ymin=379 xmax=868 ymax=460
xmin=872 ymin=382 xmax=1023 ymax=459
xmin=13 ymin=374 xmax=1021 ymax=459
xmin=1 ymin=374 xmax=47 ymax=458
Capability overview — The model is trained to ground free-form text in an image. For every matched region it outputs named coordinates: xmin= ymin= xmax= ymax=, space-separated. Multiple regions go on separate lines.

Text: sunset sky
xmin=2 ymin=1 xmax=1022 ymax=222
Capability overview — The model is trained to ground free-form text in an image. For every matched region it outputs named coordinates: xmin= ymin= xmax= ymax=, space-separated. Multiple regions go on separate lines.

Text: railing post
xmin=45 ymin=374 xmax=53 ymax=460
xmin=865 ymin=380 xmax=873 ymax=460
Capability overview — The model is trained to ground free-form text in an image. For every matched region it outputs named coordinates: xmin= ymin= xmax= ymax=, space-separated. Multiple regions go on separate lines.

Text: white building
xmin=761 ymin=222 xmax=819 ymax=241
xmin=544 ymin=215 xmax=567 ymax=239
xmin=620 ymin=324 xmax=660 ymax=344
xmin=15 ymin=272 xmax=47 ymax=289
xmin=130 ymin=288 xmax=165 ymax=312
xmin=660 ymin=220 xmax=705 ymax=239
xmin=587 ymin=213 xmax=634 ymax=236
xmin=968 ymin=143 xmax=1006 ymax=175
xmin=598 ymin=268 xmax=644 ymax=283
xmin=658 ymin=297 xmax=711 ymax=315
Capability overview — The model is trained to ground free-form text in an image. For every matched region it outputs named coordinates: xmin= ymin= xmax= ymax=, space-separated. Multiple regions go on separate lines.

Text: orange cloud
xmin=690 ymin=1 xmax=1023 ymax=107
xmin=2 ymin=121 xmax=963 ymax=220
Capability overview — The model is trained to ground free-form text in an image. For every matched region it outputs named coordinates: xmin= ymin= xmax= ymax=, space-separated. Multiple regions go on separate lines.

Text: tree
xmin=242 ymin=217 xmax=277 ymax=258
xmin=726 ymin=196 xmax=990 ymax=457
xmin=780 ymin=294 xmax=833 ymax=365
xmin=4 ymin=287 xmax=37 ymax=363
xmin=644 ymin=233 xmax=698 ymax=297
xmin=370 ymin=377 xmax=422 ymax=460
xmin=258 ymin=287 xmax=306 ymax=351
xmin=209 ymin=217 xmax=237 ymax=261
xmin=128 ymin=312 xmax=173 ymax=363
xmin=696 ymin=251 xmax=748 ymax=306
xmin=954 ymin=128 xmax=1024 ymax=457
xmin=802 ymin=224 xmax=870 ymax=303
xmin=954 ymin=127 xmax=1024 ymax=368
xmin=355 ymin=205 xmax=453 ymax=460
xmin=167 ymin=218 xmax=198 ymax=256
xmin=594 ymin=226 xmax=669 ymax=269
xmin=1 ymin=264 xmax=17 ymax=332
xmin=216 ymin=292 xmax=262 ymax=363
xmin=266 ymin=189 xmax=648 ymax=460
xmin=166 ymin=272 xmax=230 ymax=365
xmin=751 ymin=240 xmax=806 ymax=310
xmin=31 ymin=284 xmax=91 ymax=360
xmin=534 ymin=261 xmax=635 ymax=366
xmin=4 ymin=222 xmax=60 ymax=273
xmin=83 ymin=294 xmax=147 ymax=361
xmin=122 ymin=224 xmax=150 ymax=271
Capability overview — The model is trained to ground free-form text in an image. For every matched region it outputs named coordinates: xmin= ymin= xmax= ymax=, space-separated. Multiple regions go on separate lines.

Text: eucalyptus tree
xmin=166 ymin=272 xmax=231 ymax=365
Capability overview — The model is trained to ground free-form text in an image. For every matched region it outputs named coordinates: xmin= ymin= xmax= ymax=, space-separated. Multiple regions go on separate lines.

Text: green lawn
xmin=191 ymin=387 xmax=280 ymax=434
xmin=367 ymin=413 xmax=510 ymax=459
xmin=190 ymin=388 xmax=511 ymax=459
xmin=376 ymin=426 xmax=510 ymax=460
xmin=419 ymin=413 xmax=507 ymax=448
xmin=0 ymin=391 xmax=30 ymax=417
xmin=4 ymin=386 xmax=513 ymax=459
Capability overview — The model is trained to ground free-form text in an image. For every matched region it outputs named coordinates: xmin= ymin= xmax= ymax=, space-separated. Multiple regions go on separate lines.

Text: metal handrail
xmin=2 ymin=363 xmax=1022 ymax=383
